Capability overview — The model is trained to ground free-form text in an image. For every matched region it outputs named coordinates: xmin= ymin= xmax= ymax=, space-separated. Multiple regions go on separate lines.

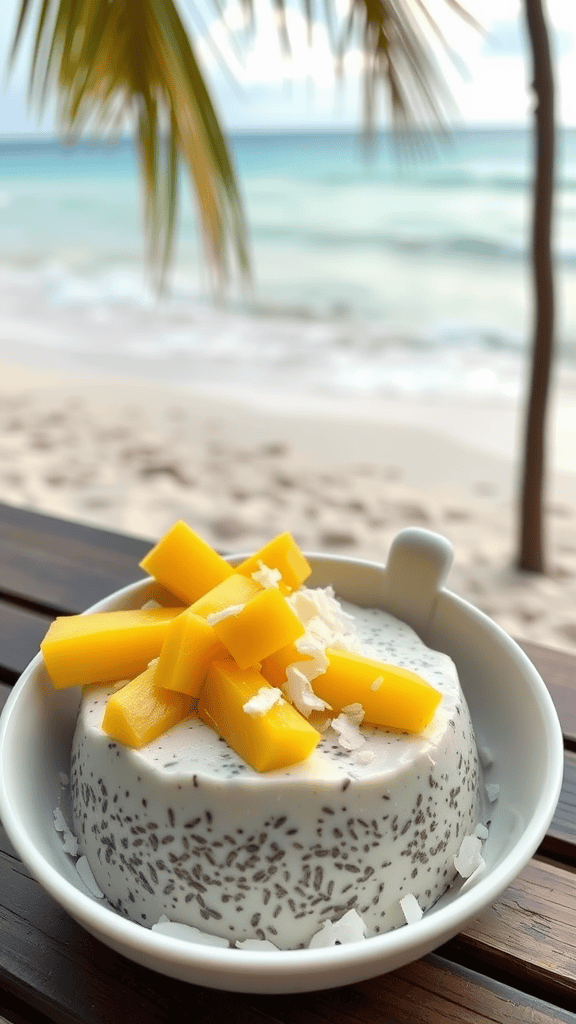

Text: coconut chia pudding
xmin=69 ymin=593 xmax=482 ymax=950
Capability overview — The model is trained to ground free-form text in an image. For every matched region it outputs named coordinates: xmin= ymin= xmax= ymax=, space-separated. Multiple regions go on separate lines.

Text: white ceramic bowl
xmin=0 ymin=528 xmax=564 ymax=993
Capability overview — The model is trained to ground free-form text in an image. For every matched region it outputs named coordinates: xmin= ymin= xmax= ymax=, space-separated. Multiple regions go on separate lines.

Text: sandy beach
xmin=2 ymin=358 xmax=576 ymax=657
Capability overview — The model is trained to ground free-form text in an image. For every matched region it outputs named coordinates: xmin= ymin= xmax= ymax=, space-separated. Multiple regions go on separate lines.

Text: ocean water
xmin=1 ymin=127 xmax=575 ymax=402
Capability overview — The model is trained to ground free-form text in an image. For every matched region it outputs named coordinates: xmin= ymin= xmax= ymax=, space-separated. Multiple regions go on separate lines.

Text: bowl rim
xmin=0 ymin=547 xmax=565 ymax=988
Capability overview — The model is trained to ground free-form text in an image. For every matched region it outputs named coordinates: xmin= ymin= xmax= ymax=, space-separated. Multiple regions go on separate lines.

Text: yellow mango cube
xmin=102 ymin=663 xmax=191 ymax=748
xmin=154 ymin=608 xmax=227 ymax=697
xmin=211 ymin=587 xmax=305 ymax=670
xmin=260 ymin=640 xmax=313 ymax=687
xmin=139 ymin=520 xmax=233 ymax=604
xmin=310 ymin=650 xmax=442 ymax=732
xmin=41 ymin=607 xmax=184 ymax=689
xmin=190 ymin=572 xmax=262 ymax=619
xmin=235 ymin=532 xmax=311 ymax=594
xmin=199 ymin=659 xmax=320 ymax=771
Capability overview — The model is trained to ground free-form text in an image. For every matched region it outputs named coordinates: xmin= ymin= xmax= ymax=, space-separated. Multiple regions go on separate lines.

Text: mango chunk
xmin=139 ymin=520 xmax=233 ymax=604
xmin=260 ymin=640 xmax=313 ymax=687
xmin=102 ymin=663 xmax=191 ymax=748
xmin=236 ymin=532 xmax=311 ymax=594
xmin=211 ymin=588 xmax=305 ymax=670
xmin=154 ymin=608 xmax=227 ymax=697
xmin=199 ymin=659 xmax=320 ymax=771
xmin=41 ymin=607 xmax=184 ymax=689
xmin=310 ymin=650 xmax=442 ymax=732
xmin=190 ymin=573 xmax=262 ymax=619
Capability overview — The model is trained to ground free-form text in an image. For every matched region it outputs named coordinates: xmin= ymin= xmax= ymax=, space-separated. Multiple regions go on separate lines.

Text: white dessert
xmin=70 ymin=596 xmax=481 ymax=949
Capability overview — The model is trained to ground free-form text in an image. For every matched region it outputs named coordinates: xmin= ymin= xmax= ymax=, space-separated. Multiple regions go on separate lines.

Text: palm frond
xmin=260 ymin=0 xmax=476 ymax=132
xmin=11 ymin=0 xmax=251 ymax=292
xmin=338 ymin=0 xmax=459 ymax=128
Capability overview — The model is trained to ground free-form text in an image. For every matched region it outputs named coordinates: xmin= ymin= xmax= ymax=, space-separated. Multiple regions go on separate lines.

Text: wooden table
xmin=0 ymin=501 xmax=574 ymax=1024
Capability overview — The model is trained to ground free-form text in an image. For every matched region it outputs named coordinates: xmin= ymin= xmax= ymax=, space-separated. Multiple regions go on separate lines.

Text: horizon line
xmin=0 ymin=121 xmax=565 ymax=144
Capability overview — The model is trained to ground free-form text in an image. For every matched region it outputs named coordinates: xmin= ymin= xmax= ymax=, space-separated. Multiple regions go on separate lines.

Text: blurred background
xmin=0 ymin=0 xmax=575 ymax=414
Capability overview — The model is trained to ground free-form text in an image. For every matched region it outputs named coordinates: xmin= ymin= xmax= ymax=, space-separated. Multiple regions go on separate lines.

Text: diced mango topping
xmin=235 ymin=532 xmax=311 ymax=594
xmin=190 ymin=573 xmax=261 ymax=619
xmin=41 ymin=607 xmax=184 ymax=689
xmin=42 ymin=523 xmax=442 ymax=769
xmin=211 ymin=587 xmax=305 ymax=670
xmin=310 ymin=650 xmax=442 ymax=733
xmin=139 ymin=520 xmax=233 ymax=604
xmin=102 ymin=663 xmax=191 ymax=748
xmin=153 ymin=608 xmax=227 ymax=697
xmin=198 ymin=659 xmax=321 ymax=771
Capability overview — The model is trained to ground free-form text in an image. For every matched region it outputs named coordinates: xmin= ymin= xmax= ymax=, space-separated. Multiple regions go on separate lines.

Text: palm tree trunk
xmin=517 ymin=0 xmax=555 ymax=572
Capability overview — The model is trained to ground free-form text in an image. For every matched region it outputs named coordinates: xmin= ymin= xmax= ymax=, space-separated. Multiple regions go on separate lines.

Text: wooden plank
xmin=251 ymin=956 xmax=576 ymax=1024
xmin=0 ymin=993 xmax=54 ymax=1024
xmin=520 ymin=640 xmax=576 ymax=746
xmin=541 ymin=750 xmax=576 ymax=860
xmin=445 ymin=858 xmax=576 ymax=1007
xmin=0 ymin=600 xmax=54 ymax=684
xmin=0 ymin=502 xmax=149 ymax=616
xmin=0 ymin=1010 xmax=52 ymax=1024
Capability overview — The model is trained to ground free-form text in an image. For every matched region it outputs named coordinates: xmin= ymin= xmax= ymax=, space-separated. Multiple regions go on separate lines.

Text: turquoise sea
xmin=1 ymin=127 xmax=575 ymax=401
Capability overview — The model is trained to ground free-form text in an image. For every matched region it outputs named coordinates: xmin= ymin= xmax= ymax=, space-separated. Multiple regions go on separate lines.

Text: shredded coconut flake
xmin=152 ymin=915 xmax=230 ymax=946
xmin=459 ymin=858 xmax=486 ymax=892
xmin=332 ymin=712 xmax=366 ymax=751
xmin=289 ymin=587 xmax=360 ymax=648
xmin=369 ymin=675 xmax=384 ymax=692
xmin=485 ymin=783 xmax=500 ymax=803
xmin=53 ymin=807 xmax=67 ymax=832
xmin=235 ymin=938 xmax=280 ymax=951
xmin=243 ymin=686 xmax=283 ymax=716
xmin=400 ymin=893 xmax=423 ymax=924
xmin=287 ymin=652 xmax=328 ymax=683
xmin=308 ymin=908 xmax=368 ymax=948
xmin=287 ymin=590 xmax=320 ymax=624
xmin=475 ymin=822 xmax=489 ymax=840
xmin=141 ymin=599 xmax=162 ymax=610
xmin=206 ymin=604 xmax=246 ymax=625
xmin=307 ymin=711 xmax=333 ymax=733
xmin=284 ymin=666 xmax=331 ymax=717
xmin=312 ymin=586 xmax=357 ymax=632
xmin=251 ymin=561 xmax=282 ymax=589
xmin=54 ymin=806 xmax=79 ymax=855
xmin=302 ymin=616 xmax=338 ymax=653
xmin=454 ymin=835 xmax=484 ymax=878
xmin=291 ymin=638 xmax=327 ymax=671
xmin=59 ymin=771 xmax=69 ymax=786
xmin=328 ymin=631 xmax=364 ymax=654
xmin=479 ymin=746 xmax=494 ymax=769
xmin=62 ymin=830 xmax=79 ymax=856
xmin=76 ymin=856 xmax=104 ymax=898
xmin=342 ymin=702 xmax=365 ymax=726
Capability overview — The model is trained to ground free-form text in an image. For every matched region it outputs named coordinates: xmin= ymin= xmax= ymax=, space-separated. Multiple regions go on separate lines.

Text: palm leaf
xmin=242 ymin=0 xmax=478 ymax=130
xmin=10 ymin=0 xmax=251 ymax=291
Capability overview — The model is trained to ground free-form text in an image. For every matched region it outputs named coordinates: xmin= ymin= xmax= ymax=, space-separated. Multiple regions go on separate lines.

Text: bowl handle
xmin=382 ymin=528 xmax=454 ymax=635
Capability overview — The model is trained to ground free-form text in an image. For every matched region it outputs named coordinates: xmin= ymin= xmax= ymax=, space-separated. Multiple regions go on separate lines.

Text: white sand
xmin=2 ymin=359 xmax=576 ymax=655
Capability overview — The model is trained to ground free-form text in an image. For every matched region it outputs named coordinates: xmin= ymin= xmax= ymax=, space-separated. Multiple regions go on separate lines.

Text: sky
xmin=1 ymin=0 xmax=576 ymax=135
